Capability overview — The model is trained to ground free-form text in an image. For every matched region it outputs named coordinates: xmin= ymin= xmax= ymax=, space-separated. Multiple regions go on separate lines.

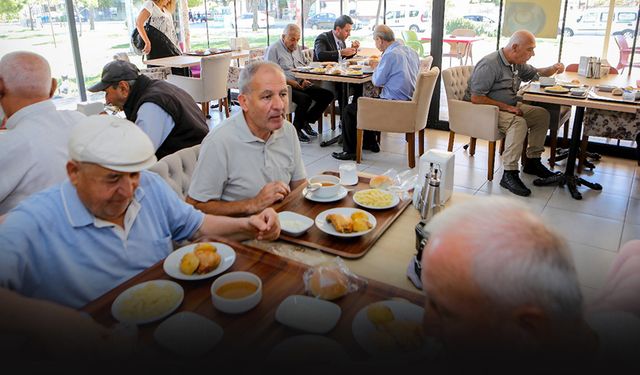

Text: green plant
xmin=445 ymin=18 xmax=479 ymax=35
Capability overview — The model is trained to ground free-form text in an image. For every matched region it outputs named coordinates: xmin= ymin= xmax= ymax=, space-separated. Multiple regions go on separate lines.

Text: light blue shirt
xmin=136 ymin=102 xmax=175 ymax=150
xmin=0 ymin=171 xmax=204 ymax=308
xmin=372 ymin=41 xmax=420 ymax=100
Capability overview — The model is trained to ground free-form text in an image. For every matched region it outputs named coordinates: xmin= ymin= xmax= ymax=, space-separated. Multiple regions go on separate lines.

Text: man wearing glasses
xmin=464 ymin=30 xmax=564 ymax=197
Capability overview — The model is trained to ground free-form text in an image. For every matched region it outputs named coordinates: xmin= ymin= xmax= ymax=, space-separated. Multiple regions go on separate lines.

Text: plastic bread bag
xmin=369 ymin=168 xmax=417 ymax=201
xmin=303 ymin=257 xmax=367 ymax=300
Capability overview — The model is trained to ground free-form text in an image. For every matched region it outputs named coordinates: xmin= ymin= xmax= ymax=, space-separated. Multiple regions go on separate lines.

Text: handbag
xmin=131 ymin=27 xmax=146 ymax=55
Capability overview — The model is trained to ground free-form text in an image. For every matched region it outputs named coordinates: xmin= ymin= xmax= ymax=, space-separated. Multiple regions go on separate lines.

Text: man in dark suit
xmin=313 ymin=15 xmax=360 ymax=62
xmin=313 ymin=15 xmax=362 ymax=141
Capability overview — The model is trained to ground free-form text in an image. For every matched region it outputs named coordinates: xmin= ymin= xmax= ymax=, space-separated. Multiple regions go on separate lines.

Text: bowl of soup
xmin=308 ymin=175 xmax=341 ymax=198
xmin=211 ymin=272 xmax=262 ymax=314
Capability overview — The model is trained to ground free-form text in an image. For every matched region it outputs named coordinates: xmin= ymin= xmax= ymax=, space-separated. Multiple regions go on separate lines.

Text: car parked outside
xmin=305 ymin=12 xmax=364 ymax=30
xmin=384 ymin=6 xmax=430 ymax=33
xmin=563 ymin=7 xmax=638 ymax=38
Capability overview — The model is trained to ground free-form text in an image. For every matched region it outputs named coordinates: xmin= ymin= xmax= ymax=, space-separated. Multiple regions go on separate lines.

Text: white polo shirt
xmin=188 ymin=112 xmax=306 ymax=203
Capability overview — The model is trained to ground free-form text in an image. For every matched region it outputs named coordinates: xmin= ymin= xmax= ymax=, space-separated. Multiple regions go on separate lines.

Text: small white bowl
xmin=278 ymin=211 xmax=313 ymax=237
xmin=211 ymin=272 xmax=262 ymax=314
xmin=308 ymin=175 xmax=340 ymax=198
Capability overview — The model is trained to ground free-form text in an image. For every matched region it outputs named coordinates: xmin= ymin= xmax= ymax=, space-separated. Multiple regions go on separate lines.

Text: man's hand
xmin=351 ymin=40 xmax=360 ymax=50
xmin=251 ymin=181 xmax=290 ymax=212
xmin=247 ymin=208 xmax=280 ymax=241
xmin=301 ymin=80 xmax=313 ymax=89
xmin=341 ymin=47 xmax=358 ymax=58
xmin=552 ymin=62 xmax=565 ymax=74
xmin=291 ymin=81 xmax=303 ymax=90
xmin=505 ymin=105 xmax=523 ymax=116
xmin=369 ymin=59 xmax=379 ymax=69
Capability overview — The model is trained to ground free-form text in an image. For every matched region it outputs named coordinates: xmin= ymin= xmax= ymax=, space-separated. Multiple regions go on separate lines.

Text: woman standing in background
xmin=136 ymin=0 xmax=186 ymax=74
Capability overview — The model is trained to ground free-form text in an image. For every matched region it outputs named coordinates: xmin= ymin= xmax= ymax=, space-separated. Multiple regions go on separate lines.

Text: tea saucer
xmin=302 ymin=185 xmax=349 ymax=203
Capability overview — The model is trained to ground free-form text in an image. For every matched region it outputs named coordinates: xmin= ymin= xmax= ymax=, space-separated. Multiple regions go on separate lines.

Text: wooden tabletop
xmin=293 ymin=70 xmax=373 ymax=84
xmin=82 ymin=239 xmax=425 ymax=362
xmin=523 ymin=72 xmax=640 ymax=113
xmin=145 ymin=50 xmax=250 ymax=68
xmin=420 ymin=36 xmax=484 ymax=44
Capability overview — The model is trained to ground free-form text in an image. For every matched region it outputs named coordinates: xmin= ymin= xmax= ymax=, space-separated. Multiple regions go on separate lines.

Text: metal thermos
xmin=419 ymin=164 xmax=442 ymax=221
xmin=417 ymin=162 xmax=432 ymax=212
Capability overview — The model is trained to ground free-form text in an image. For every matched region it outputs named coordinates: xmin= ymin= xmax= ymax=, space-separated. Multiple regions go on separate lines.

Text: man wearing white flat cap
xmin=0 ymin=115 xmax=280 ymax=310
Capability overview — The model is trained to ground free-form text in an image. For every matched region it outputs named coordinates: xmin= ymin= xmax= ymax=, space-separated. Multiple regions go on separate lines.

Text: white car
xmin=226 ymin=12 xmax=275 ymax=29
xmin=384 ymin=6 xmax=430 ymax=33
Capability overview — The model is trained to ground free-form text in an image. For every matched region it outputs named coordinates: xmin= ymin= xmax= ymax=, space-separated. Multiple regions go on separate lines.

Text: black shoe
xmin=523 ymin=157 xmax=557 ymax=178
xmin=297 ymin=130 xmax=311 ymax=143
xmin=364 ymin=143 xmax=380 ymax=153
xmin=332 ymin=151 xmax=356 ymax=160
xmin=500 ymin=170 xmax=531 ymax=197
xmin=302 ymin=124 xmax=318 ymax=137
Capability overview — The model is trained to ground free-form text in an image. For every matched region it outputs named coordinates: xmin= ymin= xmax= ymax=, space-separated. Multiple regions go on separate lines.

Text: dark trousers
xmin=335 ymin=83 xmax=363 ymax=117
xmin=342 ymin=101 xmax=378 ymax=153
xmin=291 ymin=85 xmax=335 ymax=131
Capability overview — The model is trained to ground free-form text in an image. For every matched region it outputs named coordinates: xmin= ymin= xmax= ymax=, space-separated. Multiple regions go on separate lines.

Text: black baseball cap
xmin=88 ymin=60 xmax=140 ymax=92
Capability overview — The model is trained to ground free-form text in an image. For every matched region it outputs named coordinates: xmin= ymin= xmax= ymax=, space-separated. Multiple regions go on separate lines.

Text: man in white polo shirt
xmin=187 ymin=61 xmax=307 ymax=216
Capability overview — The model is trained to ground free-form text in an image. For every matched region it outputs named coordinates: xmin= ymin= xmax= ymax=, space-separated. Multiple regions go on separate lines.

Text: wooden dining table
xmin=144 ymin=50 xmax=251 ymax=68
xmin=81 ymin=238 xmax=428 ymax=363
xmin=522 ymin=71 xmax=640 ymax=199
xmin=420 ymin=36 xmax=483 ymax=65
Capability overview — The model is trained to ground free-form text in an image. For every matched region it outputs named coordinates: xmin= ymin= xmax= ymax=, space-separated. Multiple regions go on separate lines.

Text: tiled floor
xmin=209 ymin=107 xmax=639 ymax=302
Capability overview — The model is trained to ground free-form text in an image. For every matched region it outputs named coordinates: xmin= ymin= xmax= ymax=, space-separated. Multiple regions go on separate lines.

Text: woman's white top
xmin=143 ymin=0 xmax=178 ymax=48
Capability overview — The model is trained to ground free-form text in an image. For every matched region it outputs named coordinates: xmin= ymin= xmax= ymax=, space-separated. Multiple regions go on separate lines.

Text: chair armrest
xmin=166 ymin=75 xmax=203 ymax=101
xmin=356 ymin=97 xmax=417 ymax=133
xmin=448 ymin=99 xmax=501 ymax=141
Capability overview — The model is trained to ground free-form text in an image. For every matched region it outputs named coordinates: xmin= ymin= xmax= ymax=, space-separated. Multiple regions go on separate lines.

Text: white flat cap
xmin=69 ymin=115 xmax=157 ymax=172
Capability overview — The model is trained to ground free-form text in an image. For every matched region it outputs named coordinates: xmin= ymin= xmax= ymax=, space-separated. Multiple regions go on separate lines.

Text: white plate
xmin=544 ymin=86 xmax=570 ymax=94
xmin=352 ymin=300 xmax=426 ymax=356
xmin=275 ymin=295 xmax=341 ymax=334
xmin=268 ymin=335 xmax=349 ymax=363
xmin=153 ymin=311 xmax=223 ymax=357
xmin=111 ymin=280 xmax=184 ymax=325
xmin=315 ymin=207 xmax=377 ymax=238
xmin=353 ymin=189 xmax=400 ymax=210
xmin=278 ymin=211 xmax=313 ymax=237
xmin=302 ymin=185 xmax=349 ymax=203
xmin=163 ymin=242 xmax=236 ymax=281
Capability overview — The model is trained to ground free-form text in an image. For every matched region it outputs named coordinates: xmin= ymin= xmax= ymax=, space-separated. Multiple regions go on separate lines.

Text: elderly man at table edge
xmin=333 ymin=25 xmax=420 ymax=160
xmin=187 ymin=61 xmax=306 ymax=217
xmin=465 ymin=29 xmax=564 ymax=197
xmin=88 ymin=59 xmax=208 ymax=159
xmin=0 ymin=116 xmax=279 ymax=313
xmin=266 ymin=23 xmax=334 ymax=144
xmin=0 ymin=51 xmax=86 ymax=216
xmin=420 ymin=196 xmax=640 ymax=364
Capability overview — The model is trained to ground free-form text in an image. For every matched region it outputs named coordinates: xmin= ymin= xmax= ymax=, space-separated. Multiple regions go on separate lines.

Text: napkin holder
xmin=578 ymin=56 xmax=590 ymax=77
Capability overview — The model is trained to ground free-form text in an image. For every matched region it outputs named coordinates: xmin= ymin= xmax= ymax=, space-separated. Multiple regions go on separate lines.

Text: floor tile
xmin=575 ymin=169 xmax=633 ymax=198
xmin=452 ymin=165 xmax=492 ymax=190
xmin=625 ymin=198 xmax=640 ymax=225
xmin=547 ymin=189 xmax=629 ymax=221
xmin=541 ymin=207 xmax=623 ymax=251
xmin=620 ymin=223 xmax=640 ymax=247
xmin=478 ymin=170 xmax=555 ymax=205
xmin=567 ymin=241 xmax=616 ymax=289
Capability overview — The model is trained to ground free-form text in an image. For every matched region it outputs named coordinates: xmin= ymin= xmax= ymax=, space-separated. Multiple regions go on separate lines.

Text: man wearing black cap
xmin=88 ymin=60 xmax=208 ymax=159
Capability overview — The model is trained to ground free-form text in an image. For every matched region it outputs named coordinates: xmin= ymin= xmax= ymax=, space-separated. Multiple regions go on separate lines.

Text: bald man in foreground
xmin=0 ymin=51 xmax=85 ymax=214
xmin=465 ymin=30 xmax=564 ymax=197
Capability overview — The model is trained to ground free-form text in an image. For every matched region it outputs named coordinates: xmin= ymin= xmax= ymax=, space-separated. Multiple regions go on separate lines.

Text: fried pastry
xmin=352 ymin=218 xmax=372 ymax=232
xmin=179 ymin=252 xmax=200 ymax=275
xmin=326 ymin=213 xmax=353 ymax=233
xmin=194 ymin=244 xmax=221 ymax=274
xmin=367 ymin=303 xmax=395 ymax=326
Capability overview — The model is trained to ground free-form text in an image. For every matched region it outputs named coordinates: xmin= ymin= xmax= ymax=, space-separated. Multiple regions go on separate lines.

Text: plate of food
xmin=278 ymin=211 xmax=314 ymax=237
xmin=315 ymin=207 xmax=376 ymax=238
xmin=352 ymin=300 xmax=427 ymax=357
xmin=111 ymin=279 xmax=184 ymax=325
xmin=344 ymin=69 xmax=363 ymax=76
xmin=353 ymin=189 xmax=400 ymax=210
xmin=163 ymin=242 xmax=236 ymax=281
xmin=544 ymin=85 xmax=570 ymax=94
xmin=310 ymin=67 xmax=326 ymax=73
xmin=558 ymin=80 xmax=582 ymax=88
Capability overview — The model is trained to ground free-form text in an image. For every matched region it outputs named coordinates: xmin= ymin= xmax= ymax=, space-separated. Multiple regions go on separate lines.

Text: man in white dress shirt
xmin=0 ymin=51 xmax=85 ymax=215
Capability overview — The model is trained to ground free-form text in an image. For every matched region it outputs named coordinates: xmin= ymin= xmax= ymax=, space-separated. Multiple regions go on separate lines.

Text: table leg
xmin=320 ymin=81 xmax=350 ymax=148
xmin=532 ymin=106 xmax=602 ymax=200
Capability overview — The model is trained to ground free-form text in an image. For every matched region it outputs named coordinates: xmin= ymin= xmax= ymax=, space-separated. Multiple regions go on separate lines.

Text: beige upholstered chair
xmin=167 ymin=53 xmax=232 ymax=118
xmin=420 ymin=56 xmax=433 ymax=71
xmin=355 ymin=67 xmax=440 ymax=168
xmin=442 ymin=65 xmax=502 ymax=181
xmin=148 ymin=144 xmax=201 ymax=200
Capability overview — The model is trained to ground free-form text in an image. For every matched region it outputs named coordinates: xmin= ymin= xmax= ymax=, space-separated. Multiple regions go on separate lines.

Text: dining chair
xmin=614 ymin=34 xmax=640 ymax=73
xmin=148 ymin=144 xmax=201 ymax=200
xmin=442 ymin=65 xmax=502 ymax=181
xmin=420 ymin=56 xmax=433 ymax=71
xmin=167 ymin=53 xmax=232 ymax=118
xmin=286 ymin=85 xmax=330 ymax=134
xmin=355 ymin=67 xmax=440 ymax=168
